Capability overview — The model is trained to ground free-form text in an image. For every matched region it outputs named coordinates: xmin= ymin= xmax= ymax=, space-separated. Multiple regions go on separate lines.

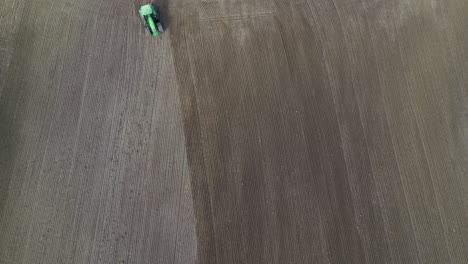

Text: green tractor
xmin=139 ymin=4 xmax=164 ymax=37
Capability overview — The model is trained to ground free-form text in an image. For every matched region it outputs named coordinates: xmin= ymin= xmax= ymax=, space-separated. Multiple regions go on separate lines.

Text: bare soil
xmin=1 ymin=0 xmax=467 ymax=263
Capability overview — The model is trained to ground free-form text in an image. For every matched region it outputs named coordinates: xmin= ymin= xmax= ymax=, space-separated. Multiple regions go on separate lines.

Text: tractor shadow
xmin=152 ymin=0 xmax=170 ymax=30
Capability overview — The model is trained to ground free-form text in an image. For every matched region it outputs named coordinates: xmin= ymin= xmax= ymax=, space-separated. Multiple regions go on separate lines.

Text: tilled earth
xmin=1 ymin=0 xmax=467 ymax=263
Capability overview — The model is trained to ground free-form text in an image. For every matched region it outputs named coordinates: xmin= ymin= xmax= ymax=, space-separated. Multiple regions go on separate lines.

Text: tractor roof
xmin=139 ymin=4 xmax=154 ymax=15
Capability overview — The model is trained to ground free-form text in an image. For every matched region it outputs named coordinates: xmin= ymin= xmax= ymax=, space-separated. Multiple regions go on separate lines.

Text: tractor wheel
xmin=157 ymin=23 xmax=164 ymax=33
xmin=144 ymin=26 xmax=151 ymax=34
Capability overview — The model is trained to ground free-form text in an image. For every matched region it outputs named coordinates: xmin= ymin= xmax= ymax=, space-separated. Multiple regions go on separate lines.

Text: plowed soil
xmin=1 ymin=0 xmax=467 ymax=263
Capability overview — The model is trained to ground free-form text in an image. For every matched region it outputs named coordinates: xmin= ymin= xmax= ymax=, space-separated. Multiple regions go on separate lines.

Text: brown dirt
xmin=1 ymin=0 xmax=467 ymax=263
